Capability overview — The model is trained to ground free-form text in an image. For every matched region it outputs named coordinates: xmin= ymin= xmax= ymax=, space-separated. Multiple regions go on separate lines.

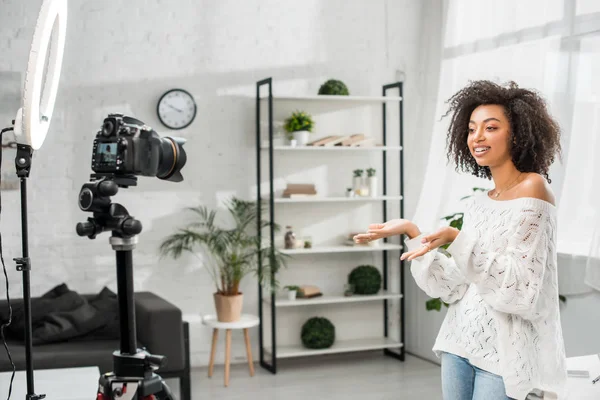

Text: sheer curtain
xmin=412 ymin=0 xmax=600 ymax=293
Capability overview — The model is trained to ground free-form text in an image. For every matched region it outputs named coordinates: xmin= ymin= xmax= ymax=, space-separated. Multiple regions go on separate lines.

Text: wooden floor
xmin=164 ymin=352 xmax=443 ymax=400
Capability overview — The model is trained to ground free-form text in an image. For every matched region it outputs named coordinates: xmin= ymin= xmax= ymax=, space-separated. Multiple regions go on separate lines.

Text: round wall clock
xmin=157 ymin=88 xmax=197 ymax=130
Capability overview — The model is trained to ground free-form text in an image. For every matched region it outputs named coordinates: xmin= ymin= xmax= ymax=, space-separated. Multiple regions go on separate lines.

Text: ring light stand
xmin=6 ymin=0 xmax=67 ymax=399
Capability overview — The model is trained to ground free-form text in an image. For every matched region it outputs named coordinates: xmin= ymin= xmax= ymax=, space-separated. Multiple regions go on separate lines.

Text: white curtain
xmin=412 ymin=0 xmax=600 ymax=294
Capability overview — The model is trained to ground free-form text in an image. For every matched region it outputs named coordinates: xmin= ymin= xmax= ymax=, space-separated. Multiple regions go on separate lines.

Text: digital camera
xmin=91 ymin=114 xmax=187 ymax=182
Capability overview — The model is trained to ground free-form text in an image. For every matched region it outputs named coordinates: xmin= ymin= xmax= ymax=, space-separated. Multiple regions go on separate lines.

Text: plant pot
xmin=368 ymin=176 xmax=377 ymax=197
xmin=287 ymin=290 xmax=297 ymax=301
xmin=214 ymin=292 xmax=243 ymax=322
xmin=293 ymin=130 xmax=310 ymax=146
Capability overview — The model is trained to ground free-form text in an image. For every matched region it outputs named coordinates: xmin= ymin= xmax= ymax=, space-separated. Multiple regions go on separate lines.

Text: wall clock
xmin=157 ymin=88 xmax=197 ymax=130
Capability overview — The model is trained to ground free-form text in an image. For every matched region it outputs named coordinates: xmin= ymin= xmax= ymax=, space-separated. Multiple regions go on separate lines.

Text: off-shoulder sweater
xmin=405 ymin=193 xmax=567 ymax=400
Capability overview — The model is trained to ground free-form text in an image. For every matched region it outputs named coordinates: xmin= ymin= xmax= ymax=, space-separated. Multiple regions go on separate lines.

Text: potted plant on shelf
xmin=284 ymin=110 xmax=314 ymax=146
xmin=318 ymin=79 xmax=350 ymax=95
xmin=159 ymin=197 xmax=288 ymax=322
xmin=284 ymin=285 xmax=300 ymax=301
xmin=366 ymin=168 xmax=377 ymax=197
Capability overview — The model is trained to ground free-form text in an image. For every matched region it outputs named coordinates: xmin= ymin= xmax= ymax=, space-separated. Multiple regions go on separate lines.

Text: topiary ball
xmin=301 ymin=317 xmax=335 ymax=349
xmin=318 ymin=79 xmax=350 ymax=95
xmin=348 ymin=265 xmax=382 ymax=294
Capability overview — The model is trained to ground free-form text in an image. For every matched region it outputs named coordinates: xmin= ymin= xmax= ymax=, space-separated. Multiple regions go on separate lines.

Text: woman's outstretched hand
xmin=353 ymin=219 xmax=420 ymax=244
xmin=400 ymin=226 xmax=460 ymax=261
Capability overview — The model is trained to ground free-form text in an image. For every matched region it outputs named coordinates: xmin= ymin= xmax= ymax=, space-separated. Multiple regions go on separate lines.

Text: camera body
xmin=91 ymin=114 xmax=186 ymax=182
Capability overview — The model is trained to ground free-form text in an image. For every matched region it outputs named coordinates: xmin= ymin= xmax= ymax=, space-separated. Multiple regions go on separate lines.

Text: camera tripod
xmin=76 ymin=174 xmax=174 ymax=400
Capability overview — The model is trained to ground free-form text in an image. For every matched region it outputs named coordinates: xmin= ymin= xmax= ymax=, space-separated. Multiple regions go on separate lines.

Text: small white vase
xmin=287 ymin=290 xmax=297 ymax=301
xmin=293 ymin=130 xmax=310 ymax=146
xmin=368 ymin=176 xmax=377 ymax=197
xmin=352 ymin=176 xmax=363 ymax=194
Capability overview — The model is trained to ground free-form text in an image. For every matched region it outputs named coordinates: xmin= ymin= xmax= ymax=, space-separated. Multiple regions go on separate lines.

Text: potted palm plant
xmin=159 ymin=197 xmax=288 ymax=322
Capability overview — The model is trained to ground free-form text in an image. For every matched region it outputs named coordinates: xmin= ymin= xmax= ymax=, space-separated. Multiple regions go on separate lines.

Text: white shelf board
xmin=257 ymin=94 xmax=402 ymax=116
xmin=263 ymin=337 xmax=404 ymax=359
xmin=279 ymin=243 xmax=403 ymax=255
xmin=260 ymin=94 xmax=402 ymax=103
xmin=260 ymin=145 xmax=402 ymax=151
xmin=264 ymin=290 xmax=403 ymax=307
xmin=272 ymin=195 xmax=403 ymax=203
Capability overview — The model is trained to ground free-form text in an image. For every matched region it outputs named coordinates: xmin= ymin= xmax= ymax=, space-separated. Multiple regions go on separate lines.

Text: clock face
xmin=157 ymin=89 xmax=197 ymax=130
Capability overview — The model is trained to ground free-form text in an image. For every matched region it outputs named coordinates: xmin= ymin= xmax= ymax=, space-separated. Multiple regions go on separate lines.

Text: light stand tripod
xmin=76 ymin=174 xmax=174 ymax=400
xmin=13 ymin=143 xmax=45 ymax=400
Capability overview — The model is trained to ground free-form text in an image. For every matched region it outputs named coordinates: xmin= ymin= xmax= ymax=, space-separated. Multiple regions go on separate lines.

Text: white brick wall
xmin=0 ymin=0 xmax=440 ymax=368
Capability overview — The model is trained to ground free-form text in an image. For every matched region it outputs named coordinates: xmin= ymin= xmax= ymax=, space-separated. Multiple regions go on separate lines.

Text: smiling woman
xmin=355 ymin=80 xmax=567 ymax=400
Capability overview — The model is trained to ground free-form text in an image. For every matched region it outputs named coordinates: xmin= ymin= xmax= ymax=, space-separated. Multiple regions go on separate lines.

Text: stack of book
xmin=282 ymin=183 xmax=317 ymax=198
xmin=307 ymin=134 xmax=377 ymax=147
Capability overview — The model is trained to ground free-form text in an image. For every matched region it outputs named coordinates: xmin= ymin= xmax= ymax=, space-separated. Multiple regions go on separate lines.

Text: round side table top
xmin=202 ymin=314 xmax=260 ymax=329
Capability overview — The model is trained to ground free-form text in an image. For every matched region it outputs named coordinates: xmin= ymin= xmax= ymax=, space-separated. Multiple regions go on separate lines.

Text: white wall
xmin=0 ymin=0 xmax=442 ymax=368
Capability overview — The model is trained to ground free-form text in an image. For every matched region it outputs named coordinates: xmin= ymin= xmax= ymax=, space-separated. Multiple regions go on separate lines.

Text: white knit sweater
xmin=405 ymin=193 xmax=567 ymax=400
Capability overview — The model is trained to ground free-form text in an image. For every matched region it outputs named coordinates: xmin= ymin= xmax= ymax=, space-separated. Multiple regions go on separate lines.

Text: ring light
xmin=2 ymin=1 xmax=68 ymax=399
xmin=13 ymin=0 xmax=67 ymax=150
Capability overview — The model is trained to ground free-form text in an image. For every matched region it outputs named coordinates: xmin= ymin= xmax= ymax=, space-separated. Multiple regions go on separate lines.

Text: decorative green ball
xmin=348 ymin=265 xmax=382 ymax=295
xmin=318 ymin=79 xmax=350 ymax=95
xmin=301 ymin=317 xmax=335 ymax=349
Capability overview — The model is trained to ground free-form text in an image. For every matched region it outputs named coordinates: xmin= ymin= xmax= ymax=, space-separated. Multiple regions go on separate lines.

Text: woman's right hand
xmin=353 ymin=219 xmax=420 ymax=244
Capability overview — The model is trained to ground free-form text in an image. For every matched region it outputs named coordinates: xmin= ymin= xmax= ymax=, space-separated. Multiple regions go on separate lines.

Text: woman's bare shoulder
xmin=516 ymin=173 xmax=555 ymax=206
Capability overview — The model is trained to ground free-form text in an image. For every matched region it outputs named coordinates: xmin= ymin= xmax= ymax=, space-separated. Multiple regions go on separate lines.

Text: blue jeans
xmin=441 ymin=352 xmax=514 ymax=400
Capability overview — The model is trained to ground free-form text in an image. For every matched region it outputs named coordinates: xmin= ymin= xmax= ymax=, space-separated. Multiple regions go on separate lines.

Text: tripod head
xmin=76 ymin=174 xmax=141 ymax=242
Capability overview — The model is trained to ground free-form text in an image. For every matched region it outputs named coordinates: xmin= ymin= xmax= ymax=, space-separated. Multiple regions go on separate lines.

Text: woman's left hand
xmin=400 ymin=226 xmax=459 ymax=261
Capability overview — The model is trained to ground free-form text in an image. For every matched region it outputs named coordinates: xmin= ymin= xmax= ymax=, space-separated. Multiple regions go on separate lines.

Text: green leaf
xmin=559 ymin=294 xmax=567 ymax=304
xmin=426 ymin=298 xmax=442 ymax=311
xmin=449 ymin=218 xmax=463 ymax=231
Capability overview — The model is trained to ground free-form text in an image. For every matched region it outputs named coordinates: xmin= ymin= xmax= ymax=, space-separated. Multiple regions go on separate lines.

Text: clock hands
xmin=165 ymin=103 xmax=183 ymax=113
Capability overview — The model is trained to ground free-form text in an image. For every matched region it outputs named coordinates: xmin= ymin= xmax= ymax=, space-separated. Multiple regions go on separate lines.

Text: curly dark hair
xmin=443 ymin=80 xmax=561 ymax=183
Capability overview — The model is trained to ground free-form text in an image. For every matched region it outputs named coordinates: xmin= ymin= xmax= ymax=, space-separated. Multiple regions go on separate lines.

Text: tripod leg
xmin=154 ymin=380 xmax=175 ymax=400
xmin=208 ymin=328 xmax=218 ymax=378
xmin=244 ymin=328 xmax=254 ymax=377
xmin=224 ymin=329 xmax=231 ymax=387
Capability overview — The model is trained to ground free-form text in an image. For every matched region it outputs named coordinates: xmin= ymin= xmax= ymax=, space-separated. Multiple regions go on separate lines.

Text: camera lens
xmin=156 ymin=137 xmax=187 ymax=182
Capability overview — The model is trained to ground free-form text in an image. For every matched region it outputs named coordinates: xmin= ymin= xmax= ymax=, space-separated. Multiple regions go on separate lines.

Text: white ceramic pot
xmin=293 ymin=130 xmax=310 ymax=145
xmin=368 ymin=176 xmax=377 ymax=197
xmin=287 ymin=290 xmax=297 ymax=301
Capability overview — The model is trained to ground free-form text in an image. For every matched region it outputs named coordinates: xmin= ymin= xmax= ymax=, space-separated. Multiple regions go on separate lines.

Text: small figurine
xmin=284 ymin=226 xmax=296 ymax=249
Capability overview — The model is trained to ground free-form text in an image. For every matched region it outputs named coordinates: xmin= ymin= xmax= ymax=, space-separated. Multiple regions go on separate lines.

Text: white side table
xmin=202 ymin=314 xmax=259 ymax=387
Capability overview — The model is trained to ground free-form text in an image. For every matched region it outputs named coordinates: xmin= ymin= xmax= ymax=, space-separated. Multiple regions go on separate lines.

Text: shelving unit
xmin=255 ymin=77 xmax=405 ymax=373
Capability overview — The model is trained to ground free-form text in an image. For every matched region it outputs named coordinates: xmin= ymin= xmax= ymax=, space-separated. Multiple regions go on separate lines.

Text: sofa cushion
xmin=1 ymin=284 xmax=120 ymax=345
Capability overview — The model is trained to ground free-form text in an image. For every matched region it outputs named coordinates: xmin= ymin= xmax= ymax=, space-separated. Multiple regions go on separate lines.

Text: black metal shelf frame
xmin=255 ymin=77 xmax=405 ymax=373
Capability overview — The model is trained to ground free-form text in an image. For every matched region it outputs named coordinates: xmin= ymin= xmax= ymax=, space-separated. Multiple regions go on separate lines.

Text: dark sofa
xmin=0 ymin=291 xmax=191 ymax=400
